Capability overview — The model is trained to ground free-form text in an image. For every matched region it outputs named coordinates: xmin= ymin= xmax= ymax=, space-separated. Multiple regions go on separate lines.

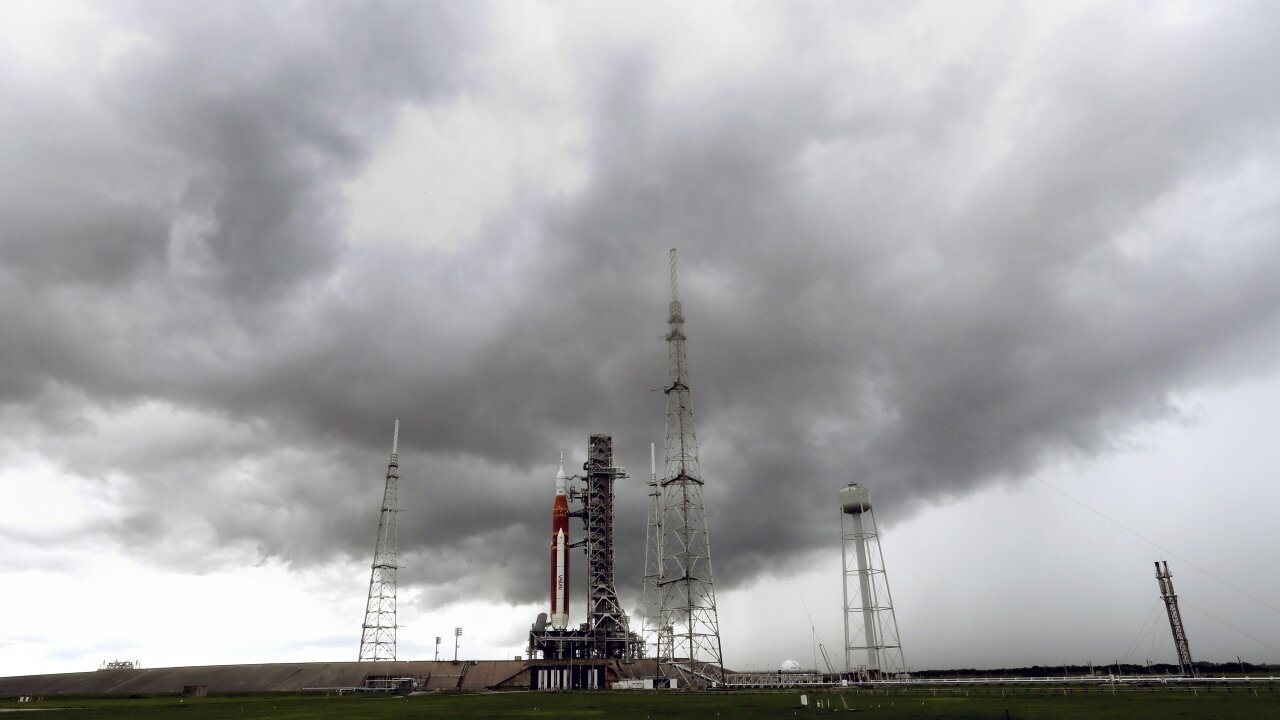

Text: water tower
xmin=840 ymin=483 xmax=906 ymax=679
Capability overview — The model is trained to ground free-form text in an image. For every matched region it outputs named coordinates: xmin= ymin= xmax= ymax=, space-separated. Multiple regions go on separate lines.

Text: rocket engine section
xmin=550 ymin=456 xmax=570 ymax=630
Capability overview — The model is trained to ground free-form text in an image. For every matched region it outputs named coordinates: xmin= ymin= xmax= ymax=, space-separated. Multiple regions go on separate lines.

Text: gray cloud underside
xmin=3 ymin=1 xmax=1280 ymax=608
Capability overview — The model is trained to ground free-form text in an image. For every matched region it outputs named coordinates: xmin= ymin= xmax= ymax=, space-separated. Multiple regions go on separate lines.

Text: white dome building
xmin=779 ymin=659 xmax=802 ymax=673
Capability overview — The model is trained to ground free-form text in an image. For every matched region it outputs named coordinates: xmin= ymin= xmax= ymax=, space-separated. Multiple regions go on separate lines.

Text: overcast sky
xmin=2 ymin=0 xmax=1279 ymax=677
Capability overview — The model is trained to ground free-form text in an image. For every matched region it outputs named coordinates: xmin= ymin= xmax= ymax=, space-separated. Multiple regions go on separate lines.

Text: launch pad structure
xmin=528 ymin=435 xmax=643 ymax=687
xmin=527 ymin=250 xmax=729 ymax=689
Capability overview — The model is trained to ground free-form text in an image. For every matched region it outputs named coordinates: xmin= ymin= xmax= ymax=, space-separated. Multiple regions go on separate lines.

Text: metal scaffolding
xmin=1155 ymin=560 xmax=1196 ymax=677
xmin=657 ymin=248 xmax=725 ymax=685
xmin=359 ymin=421 xmax=401 ymax=661
xmin=583 ymin=435 xmax=627 ymax=641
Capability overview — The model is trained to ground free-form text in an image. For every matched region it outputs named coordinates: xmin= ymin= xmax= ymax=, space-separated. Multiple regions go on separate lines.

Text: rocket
xmin=549 ymin=453 xmax=570 ymax=630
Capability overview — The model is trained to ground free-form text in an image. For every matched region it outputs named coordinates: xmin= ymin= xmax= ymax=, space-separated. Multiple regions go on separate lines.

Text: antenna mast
xmin=657 ymin=248 xmax=725 ymax=685
xmin=359 ymin=420 xmax=401 ymax=661
xmin=640 ymin=442 xmax=663 ymax=655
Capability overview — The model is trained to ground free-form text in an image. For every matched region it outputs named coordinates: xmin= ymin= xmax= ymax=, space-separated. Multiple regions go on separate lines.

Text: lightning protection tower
xmin=1155 ymin=561 xmax=1196 ymax=677
xmin=840 ymin=483 xmax=906 ymax=679
xmin=657 ymin=248 xmax=725 ymax=685
xmin=359 ymin=420 xmax=401 ymax=661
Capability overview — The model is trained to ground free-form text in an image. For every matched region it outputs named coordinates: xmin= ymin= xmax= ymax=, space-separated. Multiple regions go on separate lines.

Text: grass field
xmin=2 ymin=688 xmax=1278 ymax=719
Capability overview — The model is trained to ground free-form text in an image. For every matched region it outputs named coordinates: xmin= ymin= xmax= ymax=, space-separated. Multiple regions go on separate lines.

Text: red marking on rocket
xmin=550 ymin=454 xmax=570 ymax=630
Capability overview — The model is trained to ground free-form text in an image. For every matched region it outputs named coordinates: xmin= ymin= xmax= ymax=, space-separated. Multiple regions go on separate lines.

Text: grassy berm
xmin=2 ymin=688 xmax=1278 ymax=719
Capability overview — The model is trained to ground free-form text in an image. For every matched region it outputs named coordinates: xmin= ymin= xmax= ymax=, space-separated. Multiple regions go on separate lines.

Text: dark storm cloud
xmin=4 ymin=1 xmax=1280 ymax=609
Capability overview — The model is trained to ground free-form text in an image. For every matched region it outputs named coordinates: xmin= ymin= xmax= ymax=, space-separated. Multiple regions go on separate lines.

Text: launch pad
xmin=528 ymin=434 xmax=643 ymax=680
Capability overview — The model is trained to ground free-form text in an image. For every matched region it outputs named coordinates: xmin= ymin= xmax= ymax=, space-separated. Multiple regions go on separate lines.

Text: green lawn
xmin=2 ymin=688 xmax=1277 ymax=719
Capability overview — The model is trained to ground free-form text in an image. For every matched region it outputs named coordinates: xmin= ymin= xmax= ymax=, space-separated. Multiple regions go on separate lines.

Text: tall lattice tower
xmin=1155 ymin=561 xmax=1196 ymax=677
xmin=657 ymin=248 xmax=725 ymax=684
xmin=840 ymin=483 xmax=906 ymax=679
xmin=583 ymin=434 xmax=628 ymax=648
xmin=639 ymin=442 xmax=664 ymax=655
xmin=359 ymin=420 xmax=401 ymax=661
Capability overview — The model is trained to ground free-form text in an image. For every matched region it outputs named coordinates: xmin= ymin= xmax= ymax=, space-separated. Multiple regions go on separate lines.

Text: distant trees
xmin=909 ymin=660 xmax=1278 ymax=678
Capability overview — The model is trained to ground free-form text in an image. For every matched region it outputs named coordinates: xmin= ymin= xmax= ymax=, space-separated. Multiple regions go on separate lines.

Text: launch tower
xmin=582 ymin=434 xmax=628 ymax=643
xmin=840 ymin=483 xmax=905 ymax=679
xmin=657 ymin=248 xmax=725 ymax=685
xmin=359 ymin=421 xmax=401 ymax=661
xmin=529 ymin=435 xmax=642 ymax=685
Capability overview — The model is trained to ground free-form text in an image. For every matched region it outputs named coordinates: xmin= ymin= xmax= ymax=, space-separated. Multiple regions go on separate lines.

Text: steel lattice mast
xmin=359 ymin=420 xmax=401 ymax=661
xmin=657 ymin=248 xmax=725 ymax=684
xmin=1155 ymin=561 xmax=1196 ymax=677
xmin=583 ymin=435 xmax=627 ymax=642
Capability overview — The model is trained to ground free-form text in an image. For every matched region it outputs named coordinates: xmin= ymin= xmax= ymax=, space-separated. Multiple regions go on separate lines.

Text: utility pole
xmin=657 ymin=248 xmax=725 ymax=686
xmin=359 ymin=421 xmax=401 ymax=661
xmin=641 ymin=442 xmax=663 ymax=657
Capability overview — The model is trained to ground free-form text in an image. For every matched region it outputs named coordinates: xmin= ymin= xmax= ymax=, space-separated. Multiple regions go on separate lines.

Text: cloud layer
xmin=3 ymin=1 xmax=1280 ymax=615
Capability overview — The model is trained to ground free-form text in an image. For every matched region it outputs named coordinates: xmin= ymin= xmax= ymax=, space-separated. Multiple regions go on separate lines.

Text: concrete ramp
xmin=0 ymin=661 xmax=522 ymax=696
xmin=459 ymin=661 xmax=526 ymax=690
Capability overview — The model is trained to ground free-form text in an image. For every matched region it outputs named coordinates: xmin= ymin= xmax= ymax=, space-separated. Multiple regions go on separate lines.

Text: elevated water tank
xmin=839 ymin=483 xmax=871 ymax=515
